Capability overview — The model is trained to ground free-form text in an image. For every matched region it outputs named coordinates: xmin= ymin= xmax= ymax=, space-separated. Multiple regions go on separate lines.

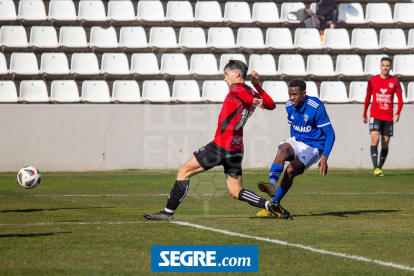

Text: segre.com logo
xmin=151 ymin=245 xmax=258 ymax=272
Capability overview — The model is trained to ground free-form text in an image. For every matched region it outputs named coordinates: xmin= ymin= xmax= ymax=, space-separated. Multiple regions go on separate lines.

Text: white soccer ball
xmin=17 ymin=166 xmax=41 ymax=189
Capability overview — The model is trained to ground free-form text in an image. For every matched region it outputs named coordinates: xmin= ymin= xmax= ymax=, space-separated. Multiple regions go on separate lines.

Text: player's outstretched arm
xmin=249 ymin=71 xmax=276 ymax=110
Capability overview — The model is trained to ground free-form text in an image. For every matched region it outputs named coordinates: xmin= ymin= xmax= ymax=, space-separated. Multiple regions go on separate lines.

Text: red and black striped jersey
xmin=213 ymin=83 xmax=276 ymax=151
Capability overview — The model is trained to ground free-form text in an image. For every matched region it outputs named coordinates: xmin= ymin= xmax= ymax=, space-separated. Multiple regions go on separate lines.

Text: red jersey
xmin=213 ymin=83 xmax=276 ymax=151
xmin=363 ymin=75 xmax=403 ymax=122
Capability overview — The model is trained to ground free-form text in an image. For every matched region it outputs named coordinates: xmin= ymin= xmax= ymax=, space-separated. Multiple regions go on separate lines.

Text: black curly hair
xmin=288 ymin=78 xmax=306 ymax=92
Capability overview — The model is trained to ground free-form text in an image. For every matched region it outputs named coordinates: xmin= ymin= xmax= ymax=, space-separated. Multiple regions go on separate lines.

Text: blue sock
xmin=269 ymin=163 xmax=283 ymax=188
xmin=272 ymin=186 xmax=287 ymax=203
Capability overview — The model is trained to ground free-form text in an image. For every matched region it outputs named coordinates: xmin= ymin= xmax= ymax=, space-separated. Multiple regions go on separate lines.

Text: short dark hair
xmin=224 ymin=59 xmax=248 ymax=79
xmin=381 ymin=57 xmax=392 ymax=64
xmin=288 ymin=78 xmax=306 ymax=92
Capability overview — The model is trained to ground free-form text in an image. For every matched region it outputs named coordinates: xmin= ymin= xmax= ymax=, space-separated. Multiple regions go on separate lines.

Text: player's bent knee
xmin=177 ymin=165 xmax=191 ymax=180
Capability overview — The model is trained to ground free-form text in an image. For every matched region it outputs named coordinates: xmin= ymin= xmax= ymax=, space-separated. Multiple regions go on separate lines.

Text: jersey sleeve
xmin=253 ymin=83 xmax=276 ymax=110
xmin=395 ymin=80 xmax=404 ymax=115
xmin=363 ymin=78 xmax=373 ymax=119
xmin=235 ymin=87 xmax=255 ymax=104
xmin=315 ymin=103 xmax=331 ymax=128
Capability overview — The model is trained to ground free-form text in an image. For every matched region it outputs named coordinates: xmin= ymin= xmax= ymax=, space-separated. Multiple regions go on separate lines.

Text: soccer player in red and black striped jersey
xmin=144 ymin=60 xmax=289 ymax=220
xmin=363 ymin=57 xmax=404 ymax=177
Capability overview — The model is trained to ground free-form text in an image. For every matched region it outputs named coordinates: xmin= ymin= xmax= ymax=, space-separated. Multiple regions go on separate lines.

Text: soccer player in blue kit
xmin=256 ymin=79 xmax=336 ymax=219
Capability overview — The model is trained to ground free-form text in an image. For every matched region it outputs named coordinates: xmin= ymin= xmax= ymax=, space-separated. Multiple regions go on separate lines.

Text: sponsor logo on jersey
xmin=292 ymin=125 xmax=312 ymax=133
xmin=304 ymin=114 xmax=309 ymax=122
xmin=389 ymin=83 xmax=394 ymax=88
xmin=380 ymin=88 xmax=387 ymax=94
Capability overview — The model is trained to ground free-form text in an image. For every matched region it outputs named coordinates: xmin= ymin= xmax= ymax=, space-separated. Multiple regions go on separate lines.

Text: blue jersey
xmin=286 ymin=96 xmax=332 ymax=151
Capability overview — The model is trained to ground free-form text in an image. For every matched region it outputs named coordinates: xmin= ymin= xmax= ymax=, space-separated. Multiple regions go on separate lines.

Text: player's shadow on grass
xmin=0 ymin=232 xmax=72 ymax=238
xmin=0 ymin=207 xmax=114 ymax=213
xmin=295 ymin=209 xmax=401 ymax=218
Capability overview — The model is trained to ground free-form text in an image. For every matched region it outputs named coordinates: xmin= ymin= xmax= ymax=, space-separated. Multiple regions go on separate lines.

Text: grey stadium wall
xmin=0 ymin=104 xmax=413 ymax=171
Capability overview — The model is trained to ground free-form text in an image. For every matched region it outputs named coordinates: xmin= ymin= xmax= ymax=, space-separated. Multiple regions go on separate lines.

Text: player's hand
xmin=393 ymin=114 xmax=400 ymax=123
xmin=250 ymin=71 xmax=259 ymax=85
xmin=363 ymin=117 xmax=368 ymax=124
xmin=317 ymin=156 xmax=328 ymax=176
xmin=253 ymin=98 xmax=263 ymax=109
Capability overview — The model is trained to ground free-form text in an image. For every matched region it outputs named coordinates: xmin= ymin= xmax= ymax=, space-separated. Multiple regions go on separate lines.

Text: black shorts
xmin=369 ymin=118 xmax=393 ymax=137
xmin=193 ymin=142 xmax=243 ymax=176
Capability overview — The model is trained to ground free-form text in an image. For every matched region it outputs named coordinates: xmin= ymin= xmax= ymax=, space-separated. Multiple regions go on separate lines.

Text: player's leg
xmin=370 ymin=129 xmax=380 ymax=171
xmin=379 ymin=135 xmax=390 ymax=170
xmin=278 ymin=158 xmax=305 ymax=195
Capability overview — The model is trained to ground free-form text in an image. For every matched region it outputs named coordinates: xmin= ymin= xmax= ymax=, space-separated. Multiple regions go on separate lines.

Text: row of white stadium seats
xmin=2 ymin=52 xmax=414 ymax=77
xmin=2 ymin=26 xmax=414 ymax=51
xmin=1 ymin=0 xmax=414 ymax=24
xmin=1 ymin=80 xmax=413 ymax=103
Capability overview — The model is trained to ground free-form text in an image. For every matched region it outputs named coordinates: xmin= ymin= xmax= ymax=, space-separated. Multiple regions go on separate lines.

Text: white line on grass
xmin=0 ymin=221 xmax=167 ymax=227
xmin=172 ymin=221 xmax=414 ymax=272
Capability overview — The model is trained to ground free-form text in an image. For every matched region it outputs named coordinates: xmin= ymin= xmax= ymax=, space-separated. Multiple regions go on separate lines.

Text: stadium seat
xmin=219 ymin=53 xmax=246 ymax=73
xmin=310 ymin=2 xmax=317 ymax=13
xmin=207 ymin=27 xmax=235 ymax=49
xmin=365 ymin=3 xmax=393 ymax=24
xmin=59 ymin=26 xmax=88 ymax=49
xmin=351 ymin=28 xmax=379 ymax=50
xmin=50 ymin=80 xmax=81 ymax=102
xmin=81 ymin=81 xmax=111 ymax=103
xmin=379 ymin=28 xmax=408 ymax=50
xmin=393 ymin=55 xmax=414 ymax=76
xmin=108 ymin=0 xmax=136 ymax=22
xmin=323 ymin=28 xmax=351 ymax=50
xmin=48 ymin=0 xmax=77 ymax=21
xmin=407 ymin=82 xmax=414 ymax=103
xmin=178 ymin=27 xmax=207 ymax=49
xmin=364 ymin=54 xmax=389 ymax=76
xmin=70 ymin=53 xmax=100 ymax=76
xmin=294 ymin=28 xmax=322 ymax=49
xmin=277 ymin=54 xmax=306 ymax=76
xmin=137 ymin=0 xmax=165 ymax=22
xmin=0 ymin=81 xmax=18 ymax=102
xmin=236 ymin=28 xmax=265 ymax=49
xmin=0 ymin=53 xmax=8 ymax=75
xmin=131 ymin=53 xmax=160 ymax=75
xmin=142 ymin=80 xmax=171 ymax=102
xmin=90 ymin=26 xmax=118 ymax=49
xmin=335 ymin=54 xmax=364 ymax=76
xmin=280 ymin=2 xmax=306 ymax=23
xmin=78 ymin=0 xmax=107 ymax=22
xmin=172 ymin=80 xmax=201 ymax=102
xmin=223 ymin=1 xmax=252 ymax=23
xmin=18 ymin=0 xmax=47 ymax=21
xmin=338 ymin=3 xmax=365 ymax=24
xmin=252 ymin=2 xmax=280 ymax=23
xmin=319 ymin=81 xmax=349 ymax=103
xmin=409 ymin=29 xmax=414 ymax=50
xmin=190 ymin=54 xmax=219 ymax=75
xmin=19 ymin=80 xmax=49 ymax=102
xmin=202 ymin=80 xmax=229 ymax=102
xmin=111 ymin=80 xmax=141 ymax=103
xmin=394 ymin=3 xmax=414 ymax=24
xmin=248 ymin=54 xmax=277 ymax=76
xmin=195 ymin=1 xmax=222 ymax=23
xmin=119 ymin=27 xmax=148 ymax=49
xmin=9 ymin=52 xmax=39 ymax=75
xmin=262 ymin=81 xmax=288 ymax=102
xmin=305 ymin=81 xmax=319 ymax=98
xmin=265 ymin=28 xmax=294 ymax=50
xmin=0 ymin=25 xmax=29 ymax=48
xmin=40 ymin=53 xmax=70 ymax=76
xmin=101 ymin=53 xmax=130 ymax=76
xmin=166 ymin=1 xmax=194 ymax=22
xmin=0 ymin=0 xmax=17 ymax=21
xmin=349 ymin=81 xmax=368 ymax=103
xmin=29 ymin=26 xmax=59 ymax=48
xmin=307 ymin=55 xmax=336 ymax=77
xmin=149 ymin=27 xmax=178 ymax=49
xmin=160 ymin=53 xmax=189 ymax=76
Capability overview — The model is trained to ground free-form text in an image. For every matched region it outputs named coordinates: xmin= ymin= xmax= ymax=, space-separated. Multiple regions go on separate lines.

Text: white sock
xmin=265 ymin=201 xmax=270 ymax=211
xmin=164 ymin=208 xmax=174 ymax=214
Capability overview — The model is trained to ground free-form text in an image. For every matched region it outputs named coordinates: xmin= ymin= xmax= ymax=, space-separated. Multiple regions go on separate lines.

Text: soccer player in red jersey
xmin=144 ymin=60 xmax=287 ymax=220
xmin=363 ymin=57 xmax=404 ymax=177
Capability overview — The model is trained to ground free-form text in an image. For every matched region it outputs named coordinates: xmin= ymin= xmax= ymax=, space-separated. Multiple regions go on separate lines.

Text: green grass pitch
xmin=1 ymin=169 xmax=414 ymax=275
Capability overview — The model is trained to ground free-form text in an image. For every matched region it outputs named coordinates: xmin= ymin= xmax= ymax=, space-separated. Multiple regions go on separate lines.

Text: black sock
xmin=379 ymin=148 xmax=388 ymax=169
xmin=165 ymin=180 xmax=189 ymax=213
xmin=238 ymin=188 xmax=267 ymax=209
xmin=371 ymin=146 xmax=378 ymax=169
